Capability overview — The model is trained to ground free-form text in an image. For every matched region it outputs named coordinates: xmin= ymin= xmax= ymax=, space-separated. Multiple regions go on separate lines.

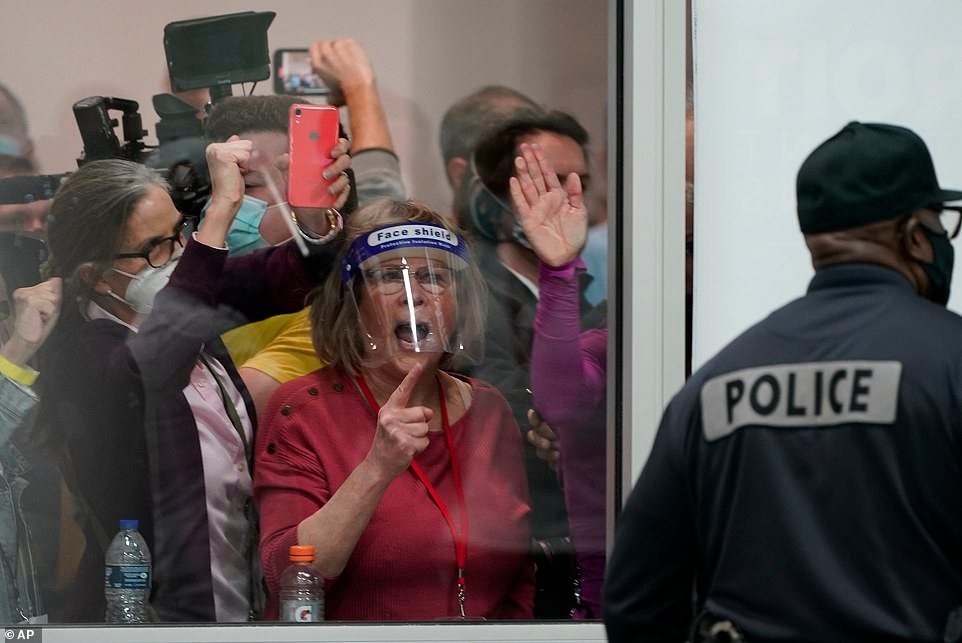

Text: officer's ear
xmin=900 ymin=212 xmax=935 ymax=264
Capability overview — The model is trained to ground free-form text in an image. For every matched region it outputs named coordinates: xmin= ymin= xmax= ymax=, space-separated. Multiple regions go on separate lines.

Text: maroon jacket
xmin=255 ymin=368 xmax=535 ymax=621
xmin=37 ymin=237 xmax=337 ymax=622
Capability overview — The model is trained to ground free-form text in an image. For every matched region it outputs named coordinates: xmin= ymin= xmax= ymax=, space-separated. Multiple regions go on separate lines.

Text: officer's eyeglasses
xmin=363 ymin=265 xmax=456 ymax=296
xmin=114 ymin=218 xmax=189 ymax=268
xmin=938 ymin=207 xmax=962 ymax=240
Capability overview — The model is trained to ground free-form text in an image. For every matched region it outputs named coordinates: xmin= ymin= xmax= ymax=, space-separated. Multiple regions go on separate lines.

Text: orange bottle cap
xmin=289 ymin=545 xmax=315 ymax=562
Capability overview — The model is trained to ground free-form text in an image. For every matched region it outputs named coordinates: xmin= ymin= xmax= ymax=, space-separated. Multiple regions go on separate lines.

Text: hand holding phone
xmin=288 ymin=104 xmax=340 ymax=209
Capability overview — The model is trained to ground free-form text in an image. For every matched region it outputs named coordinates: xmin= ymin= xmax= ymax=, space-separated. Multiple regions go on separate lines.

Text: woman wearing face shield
xmin=35 ymin=137 xmax=352 ymax=623
xmin=254 ymin=199 xmax=535 ymax=620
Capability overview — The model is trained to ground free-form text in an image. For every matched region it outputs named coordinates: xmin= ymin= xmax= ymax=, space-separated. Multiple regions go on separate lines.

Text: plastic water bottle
xmin=279 ymin=545 xmax=324 ymax=622
xmin=104 ymin=519 xmax=151 ymax=623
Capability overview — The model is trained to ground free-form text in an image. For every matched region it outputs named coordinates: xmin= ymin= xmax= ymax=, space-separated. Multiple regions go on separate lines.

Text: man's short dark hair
xmin=453 ymin=110 xmax=589 ymax=241
xmin=204 ymin=95 xmax=302 ymax=142
xmin=474 ymin=110 xmax=589 ymax=200
xmin=439 ymin=85 xmax=543 ymax=166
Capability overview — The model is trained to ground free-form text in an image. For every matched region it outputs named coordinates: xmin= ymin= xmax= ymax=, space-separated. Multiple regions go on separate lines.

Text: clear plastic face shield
xmin=466 ymin=157 xmax=532 ymax=248
xmin=342 ymin=222 xmax=480 ymax=369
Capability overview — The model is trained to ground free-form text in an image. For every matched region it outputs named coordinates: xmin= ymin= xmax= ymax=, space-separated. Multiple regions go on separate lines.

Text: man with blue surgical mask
xmin=209 ymin=42 xmax=406 ymax=419
xmin=205 ymin=97 xmax=353 ymax=255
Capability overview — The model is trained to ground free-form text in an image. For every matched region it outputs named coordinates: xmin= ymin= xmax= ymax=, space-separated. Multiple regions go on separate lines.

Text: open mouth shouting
xmin=394 ymin=319 xmax=433 ymax=350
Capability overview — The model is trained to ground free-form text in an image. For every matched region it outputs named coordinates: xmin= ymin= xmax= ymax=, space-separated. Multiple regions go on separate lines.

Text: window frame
xmin=32 ymin=0 xmax=688 ymax=639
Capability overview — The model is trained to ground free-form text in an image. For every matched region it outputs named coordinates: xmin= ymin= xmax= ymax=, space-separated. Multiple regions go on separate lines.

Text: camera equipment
xmin=0 ymin=10 xmax=276 ymax=219
xmin=164 ymin=11 xmax=275 ymax=102
xmin=69 ymin=95 xmax=210 ymax=217
xmin=273 ymin=48 xmax=331 ymax=97
xmin=0 ymin=174 xmax=66 ymax=205
xmin=73 ymin=96 xmax=150 ymax=166
xmin=152 ymin=93 xmax=205 ymax=144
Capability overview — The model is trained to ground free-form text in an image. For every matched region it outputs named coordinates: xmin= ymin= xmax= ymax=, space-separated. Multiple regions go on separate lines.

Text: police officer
xmin=604 ymin=121 xmax=962 ymax=642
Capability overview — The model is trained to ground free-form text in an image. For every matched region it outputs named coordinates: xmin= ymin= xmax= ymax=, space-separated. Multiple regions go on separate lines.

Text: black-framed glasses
xmin=113 ymin=218 xmax=188 ymax=268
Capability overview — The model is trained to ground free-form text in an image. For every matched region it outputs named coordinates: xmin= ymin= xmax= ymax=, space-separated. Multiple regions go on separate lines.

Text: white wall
xmin=693 ymin=0 xmax=962 ymax=368
xmin=0 ymin=0 xmax=607 ymax=215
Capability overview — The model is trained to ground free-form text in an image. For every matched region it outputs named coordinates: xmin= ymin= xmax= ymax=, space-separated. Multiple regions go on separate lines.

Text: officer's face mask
xmin=109 ymin=255 xmax=181 ymax=316
xmin=919 ymin=226 xmax=954 ymax=306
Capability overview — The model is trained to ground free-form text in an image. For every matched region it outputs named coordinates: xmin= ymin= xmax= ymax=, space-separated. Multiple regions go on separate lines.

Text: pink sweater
xmin=254 ymin=367 xmax=535 ymax=620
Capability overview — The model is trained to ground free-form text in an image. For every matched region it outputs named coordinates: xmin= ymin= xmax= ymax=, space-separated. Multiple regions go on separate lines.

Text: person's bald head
xmin=439 ymin=85 xmax=544 ymax=190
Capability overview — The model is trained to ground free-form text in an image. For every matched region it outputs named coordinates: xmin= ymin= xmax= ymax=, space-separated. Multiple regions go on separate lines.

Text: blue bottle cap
xmin=119 ymin=519 xmax=139 ymax=530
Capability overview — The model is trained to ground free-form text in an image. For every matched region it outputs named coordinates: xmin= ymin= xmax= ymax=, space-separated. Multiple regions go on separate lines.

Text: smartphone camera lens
xmin=295 ymin=108 xmax=302 ymax=116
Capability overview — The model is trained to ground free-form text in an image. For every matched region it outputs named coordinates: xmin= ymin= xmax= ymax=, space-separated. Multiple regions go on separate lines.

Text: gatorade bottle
xmin=278 ymin=545 xmax=324 ymax=622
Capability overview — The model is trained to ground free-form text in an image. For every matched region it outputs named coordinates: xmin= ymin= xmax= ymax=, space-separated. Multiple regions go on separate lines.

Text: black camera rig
xmin=0 ymin=10 xmax=276 ymax=219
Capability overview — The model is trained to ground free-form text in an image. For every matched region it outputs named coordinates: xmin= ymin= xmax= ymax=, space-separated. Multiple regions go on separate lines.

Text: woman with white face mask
xmin=35 ymin=137 xmax=352 ymax=623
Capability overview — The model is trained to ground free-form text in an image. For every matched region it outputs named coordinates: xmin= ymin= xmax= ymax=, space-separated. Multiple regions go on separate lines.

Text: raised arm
xmin=0 ymin=276 xmax=62 ymax=369
xmin=310 ymin=38 xmax=406 ymax=202
xmin=0 ymin=277 xmax=62 ymax=442
xmin=509 ymin=143 xmax=605 ymax=426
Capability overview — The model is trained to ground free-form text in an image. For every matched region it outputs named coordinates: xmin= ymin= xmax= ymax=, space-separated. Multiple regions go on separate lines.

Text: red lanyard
xmin=357 ymin=374 xmax=470 ymax=618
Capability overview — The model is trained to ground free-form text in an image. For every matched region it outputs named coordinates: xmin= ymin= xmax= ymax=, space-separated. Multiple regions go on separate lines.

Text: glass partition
xmin=0 ymin=0 xmax=695 ymax=638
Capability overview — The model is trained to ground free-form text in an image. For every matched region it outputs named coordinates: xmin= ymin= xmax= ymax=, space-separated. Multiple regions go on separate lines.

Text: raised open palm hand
xmin=508 ymin=142 xmax=588 ymax=267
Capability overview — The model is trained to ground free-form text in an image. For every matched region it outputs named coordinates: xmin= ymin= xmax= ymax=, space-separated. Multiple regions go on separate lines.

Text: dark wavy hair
xmin=454 ymin=110 xmax=589 ymax=241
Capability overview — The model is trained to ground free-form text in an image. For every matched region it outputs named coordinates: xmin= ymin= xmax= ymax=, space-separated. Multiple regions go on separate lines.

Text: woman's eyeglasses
xmin=363 ymin=265 xmax=456 ymax=296
xmin=113 ymin=218 xmax=189 ymax=268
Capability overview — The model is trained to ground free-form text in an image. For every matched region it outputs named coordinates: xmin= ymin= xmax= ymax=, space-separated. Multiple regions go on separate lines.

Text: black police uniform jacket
xmin=605 ymin=264 xmax=962 ymax=643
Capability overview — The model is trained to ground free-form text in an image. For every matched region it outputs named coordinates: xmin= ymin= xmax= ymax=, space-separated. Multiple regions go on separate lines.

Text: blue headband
xmin=342 ymin=223 xmax=469 ymax=283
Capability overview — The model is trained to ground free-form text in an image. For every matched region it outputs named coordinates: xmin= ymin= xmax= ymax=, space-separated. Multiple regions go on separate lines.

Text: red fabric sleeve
xmin=253 ymin=382 xmax=332 ymax=596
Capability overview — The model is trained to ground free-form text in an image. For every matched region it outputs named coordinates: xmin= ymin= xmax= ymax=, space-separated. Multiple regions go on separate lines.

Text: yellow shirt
xmin=222 ymin=308 xmax=323 ymax=384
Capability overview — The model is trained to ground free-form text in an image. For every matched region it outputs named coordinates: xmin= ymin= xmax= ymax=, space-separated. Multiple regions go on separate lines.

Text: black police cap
xmin=796 ymin=121 xmax=962 ymax=234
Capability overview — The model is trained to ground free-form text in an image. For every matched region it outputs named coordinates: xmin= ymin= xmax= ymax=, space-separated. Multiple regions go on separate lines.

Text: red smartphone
xmin=287 ymin=103 xmax=339 ymax=208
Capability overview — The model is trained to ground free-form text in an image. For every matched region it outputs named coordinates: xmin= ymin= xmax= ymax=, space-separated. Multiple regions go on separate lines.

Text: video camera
xmin=0 ymin=10 xmax=276 ymax=219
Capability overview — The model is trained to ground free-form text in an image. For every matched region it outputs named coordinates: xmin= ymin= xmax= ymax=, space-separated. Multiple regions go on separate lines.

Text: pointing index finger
xmin=385 ymin=362 xmax=426 ymax=409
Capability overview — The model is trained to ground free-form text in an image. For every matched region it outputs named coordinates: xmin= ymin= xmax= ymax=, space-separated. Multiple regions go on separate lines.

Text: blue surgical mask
xmin=201 ymin=195 xmax=272 ymax=257
xmin=226 ymin=195 xmax=271 ymax=257
xmin=0 ymin=136 xmax=22 ymax=157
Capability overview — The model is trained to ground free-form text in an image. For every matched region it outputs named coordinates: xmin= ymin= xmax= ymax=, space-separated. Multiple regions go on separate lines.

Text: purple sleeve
xmin=530 ymin=259 xmax=607 ymax=430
